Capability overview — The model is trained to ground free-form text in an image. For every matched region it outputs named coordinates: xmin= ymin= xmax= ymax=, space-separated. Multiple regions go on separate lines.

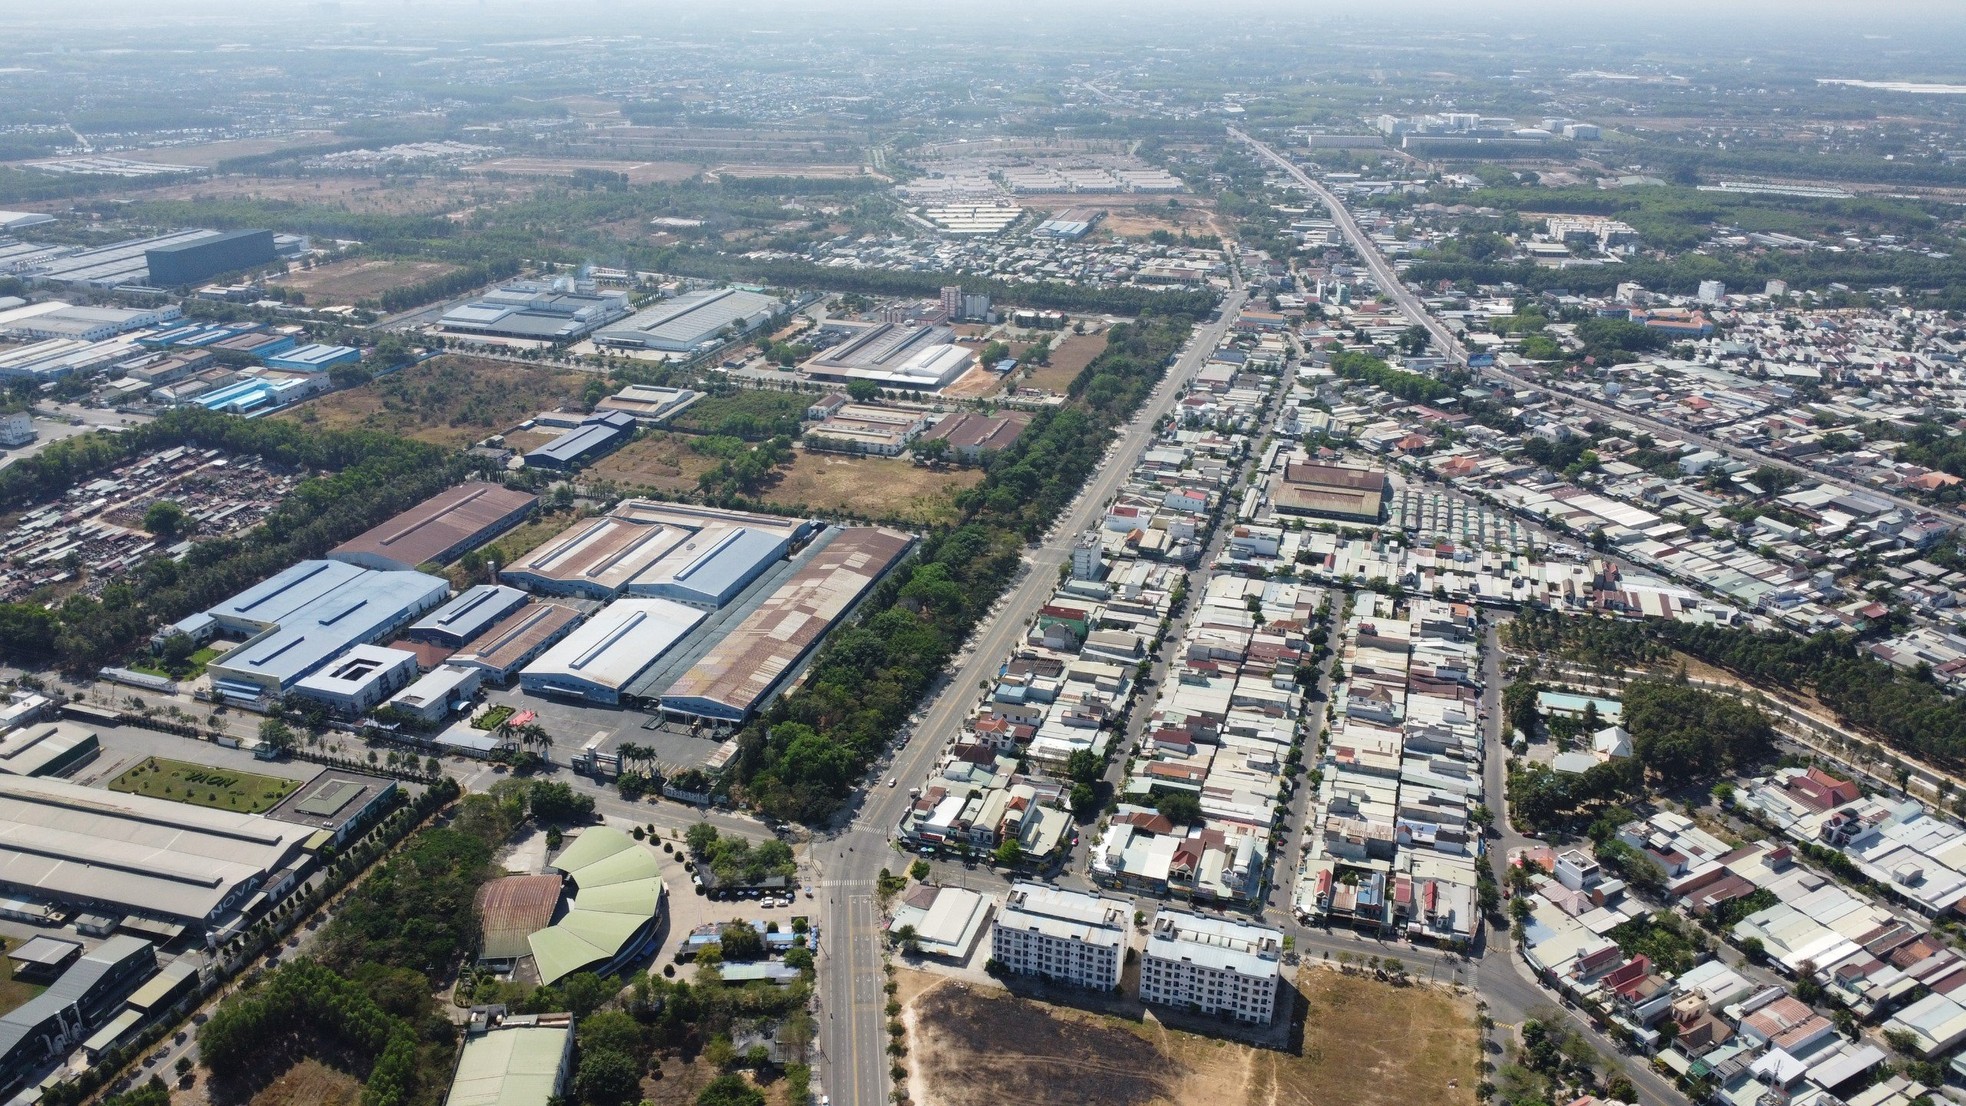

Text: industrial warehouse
xmin=189 ymin=559 xmax=449 ymax=701
xmin=798 ymin=320 xmax=977 ymax=392
xmin=591 ymin=286 xmax=780 ymax=352
xmin=0 ymin=774 xmax=316 ymax=930
xmin=499 ymin=500 xmax=814 ymax=604
xmin=518 ymin=598 xmax=706 ymax=705
xmin=659 ymin=526 xmax=913 ymax=722
xmin=329 ymin=482 xmax=539 ymax=572
xmin=436 ymin=280 xmax=632 ymax=341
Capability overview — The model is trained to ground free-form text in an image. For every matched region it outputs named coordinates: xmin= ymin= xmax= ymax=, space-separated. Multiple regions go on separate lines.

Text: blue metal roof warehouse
xmin=200 ymin=560 xmax=448 ymax=700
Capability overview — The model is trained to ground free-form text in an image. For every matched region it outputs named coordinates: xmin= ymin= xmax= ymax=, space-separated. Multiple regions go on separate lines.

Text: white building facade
xmin=1140 ymin=909 xmax=1282 ymax=1023
xmin=989 ymin=881 xmax=1129 ymax=991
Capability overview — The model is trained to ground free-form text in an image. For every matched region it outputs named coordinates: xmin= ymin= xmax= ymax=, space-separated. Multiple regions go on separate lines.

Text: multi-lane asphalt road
xmin=811 ymin=286 xmax=1248 ymax=1106
xmin=1227 ymin=125 xmax=1966 ymax=531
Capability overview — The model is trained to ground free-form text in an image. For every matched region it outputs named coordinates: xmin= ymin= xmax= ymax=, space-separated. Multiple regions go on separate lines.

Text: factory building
xmin=145 ymin=229 xmax=277 ymax=287
xmin=0 ymin=337 xmax=144 ymax=382
xmin=0 ymin=722 xmax=100 ymax=778
xmin=290 ymin=644 xmax=421 ymax=716
xmin=592 ymin=287 xmax=779 ymax=352
xmin=194 ymin=559 xmax=449 ymax=700
xmin=15 ymin=229 xmax=222 ymax=289
xmin=406 ymin=585 xmax=532 ymax=648
xmin=437 ymin=281 xmax=632 ymax=341
xmin=447 ymin=602 xmax=585 ymax=685
xmin=330 ymin=482 xmax=539 ymax=573
xmin=523 ymin=411 xmax=638 ymax=471
xmin=1271 ymin=460 xmax=1390 ymax=524
xmin=0 ymin=936 xmax=157 ymax=1098
xmin=443 ymin=1012 xmax=575 ymax=1106
xmin=263 ymin=343 xmax=361 ymax=372
xmin=0 ymin=303 xmax=182 ymax=342
xmin=0 ymin=774 xmax=316 ymax=928
xmin=0 ymin=210 xmax=55 ymax=233
xmin=593 ymin=383 xmax=700 ymax=424
xmin=501 ymin=500 xmax=809 ymax=604
xmin=659 ymin=527 xmax=912 ymax=723
xmin=799 ymin=321 xmax=976 ymax=392
xmin=518 ymin=598 xmax=704 ymax=705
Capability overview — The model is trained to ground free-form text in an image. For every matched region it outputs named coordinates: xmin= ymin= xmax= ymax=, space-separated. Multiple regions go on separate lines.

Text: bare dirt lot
xmin=759 ymin=449 xmax=982 ymax=527
xmin=277 ymin=356 xmax=588 ymax=448
xmin=940 ymin=365 xmax=1006 ymax=399
xmin=900 ymin=967 xmax=1477 ymax=1106
xmin=473 ymin=156 xmax=702 ymax=184
xmin=190 ymin=1057 xmax=361 ymax=1106
xmin=1020 ymin=331 xmax=1105 ymax=393
xmin=275 ymin=257 xmax=459 ymax=306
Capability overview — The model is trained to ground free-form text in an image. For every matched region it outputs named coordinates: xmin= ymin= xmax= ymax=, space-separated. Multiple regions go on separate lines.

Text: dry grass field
xmin=589 ymin=431 xmax=724 ymax=496
xmin=711 ymin=163 xmax=868 ymax=179
xmin=758 ymin=449 xmax=982 ymax=527
xmin=116 ymin=134 xmax=337 ymax=167
xmin=129 ymin=174 xmax=516 ymax=216
xmin=1020 ymin=331 xmax=1105 ymax=393
xmin=899 ymin=967 xmax=1477 ymax=1106
xmin=275 ymin=258 xmax=460 ymax=306
xmin=226 ymin=1058 xmax=361 ymax=1106
xmin=276 ymin=356 xmax=588 ymax=448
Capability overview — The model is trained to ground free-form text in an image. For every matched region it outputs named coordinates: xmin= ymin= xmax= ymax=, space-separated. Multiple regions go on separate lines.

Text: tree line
xmin=1509 ymin=606 xmax=1966 ymax=774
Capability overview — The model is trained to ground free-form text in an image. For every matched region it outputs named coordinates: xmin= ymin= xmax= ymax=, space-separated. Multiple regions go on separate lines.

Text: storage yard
xmin=0 ymin=444 xmax=307 ymax=605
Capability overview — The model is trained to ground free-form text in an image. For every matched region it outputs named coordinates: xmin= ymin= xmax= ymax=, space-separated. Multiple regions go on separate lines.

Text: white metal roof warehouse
xmin=0 ymin=775 xmax=315 ymax=927
xmin=518 ymin=598 xmax=704 ymax=704
xmin=591 ymin=287 xmax=779 ymax=352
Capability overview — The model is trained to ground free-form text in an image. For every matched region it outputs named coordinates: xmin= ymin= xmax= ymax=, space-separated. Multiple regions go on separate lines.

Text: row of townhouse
xmin=1091 ymin=572 xmax=1318 ymax=905
xmin=988 ymin=880 xmax=1286 ymax=1023
xmin=1288 ymin=589 xmax=1487 ymax=946
xmin=898 ymin=333 xmax=1281 ymax=869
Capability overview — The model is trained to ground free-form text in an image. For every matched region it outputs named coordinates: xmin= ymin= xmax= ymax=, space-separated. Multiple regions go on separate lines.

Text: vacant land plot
xmin=900 ymin=967 xmax=1476 ymax=1106
xmin=117 ymin=133 xmax=337 ymax=167
xmin=129 ymin=174 xmax=514 ymax=216
xmin=589 ymin=431 xmax=724 ymax=496
xmin=239 ymin=1058 xmax=363 ymax=1106
xmin=110 ymin=756 xmax=300 ymax=814
xmin=473 ymin=156 xmax=700 ymax=184
xmin=1021 ymin=331 xmax=1105 ymax=393
xmin=759 ymin=448 xmax=982 ymax=527
xmin=1008 ymin=194 xmax=1222 ymax=239
xmin=276 ymin=258 xmax=460 ymax=306
xmin=0 ymin=937 xmax=45 ymax=1017
xmin=711 ymin=163 xmax=868 ymax=179
xmin=278 ymin=356 xmax=588 ymax=448
xmin=670 ymin=391 xmax=809 ymax=440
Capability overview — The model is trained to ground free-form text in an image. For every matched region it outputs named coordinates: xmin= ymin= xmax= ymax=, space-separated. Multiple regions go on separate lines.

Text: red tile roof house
xmin=1787 ymin=767 xmax=1861 ymax=812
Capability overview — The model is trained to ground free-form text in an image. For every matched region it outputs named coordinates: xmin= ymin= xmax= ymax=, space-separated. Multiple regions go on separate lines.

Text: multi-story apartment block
xmin=989 ymin=881 xmax=1130 ymax=991
xmin=1140 ymin=909 xmax=1283 ymax=1023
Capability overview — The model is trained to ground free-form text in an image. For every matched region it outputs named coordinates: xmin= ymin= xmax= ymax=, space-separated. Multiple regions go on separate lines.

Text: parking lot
xmin=478 ymin=686 xmax=731 ymax=775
